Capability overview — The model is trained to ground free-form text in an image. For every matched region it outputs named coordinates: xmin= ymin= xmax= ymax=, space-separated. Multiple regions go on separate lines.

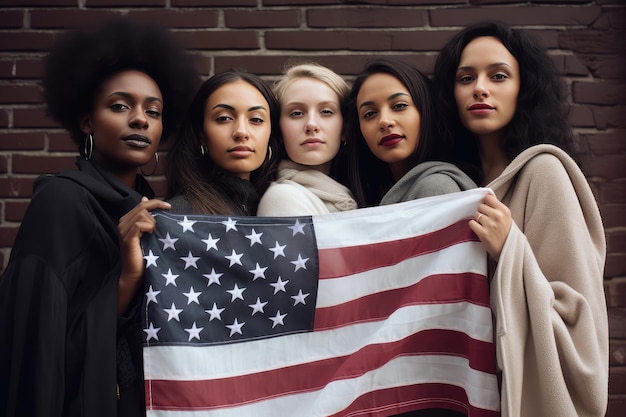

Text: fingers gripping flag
xmin=140 ymin=188 xmax=500 ymax=417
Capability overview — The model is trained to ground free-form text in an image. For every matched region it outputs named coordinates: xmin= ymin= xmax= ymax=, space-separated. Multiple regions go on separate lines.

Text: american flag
xmin=141 ymin=188 xmax=500 ymax=417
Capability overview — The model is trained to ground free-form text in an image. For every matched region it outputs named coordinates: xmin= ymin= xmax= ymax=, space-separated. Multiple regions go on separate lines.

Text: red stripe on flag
xmin=318 ymin=220 xmax=477 ymax=279
xmin=145 ymin=329 xmax=495 ymax=410
xmin=314 ymin=272 xmax=490 ymax=331
xmin=328 ymin=383 xmax=500 ymax=417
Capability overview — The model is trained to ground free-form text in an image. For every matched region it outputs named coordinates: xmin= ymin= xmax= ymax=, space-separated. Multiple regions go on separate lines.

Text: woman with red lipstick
xmin=340 ymin=58 xmax=475 ymax=208
xmin=433 ymin=21 xmax=608 ymax=417
xmin=0 ymin=17 xmax=199 ymax=417
xmin=166 ymin=69 xmax=280 ymax=215
xmin=257 ymin=63 xmax=357 ymax=216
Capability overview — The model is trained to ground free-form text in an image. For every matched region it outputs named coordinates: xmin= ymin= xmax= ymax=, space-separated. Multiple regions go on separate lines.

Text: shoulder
xmin=167 ymin=195 xmax=193 ymax=214
xmin=257 ymin=181 xmax=320 ymax=216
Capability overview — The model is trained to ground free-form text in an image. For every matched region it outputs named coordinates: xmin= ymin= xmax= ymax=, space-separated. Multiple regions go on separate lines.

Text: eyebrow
xmin=358 ymin=92 xmax=409 ymax=109
xmin=108 ymin=91 xmax=162 ymax=103
xmin=457 ymin=62 xmax=514 ymax=72
xmin=212 ymin=103 xmax=268 ymax=112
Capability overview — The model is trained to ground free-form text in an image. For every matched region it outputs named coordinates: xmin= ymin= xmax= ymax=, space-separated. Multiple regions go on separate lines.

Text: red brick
xmin=226 ymin=10 xmax=300 ymax=29
xmin=0 ymin=60 xmax=13 ymax=78
xmin=127 ymin=10 xmax=219 ymax=28
xmin=172 ymin=0 xmax=256 ymax=5
xmin=573 ymin=82 xmax=626 ymax=106
xmin=600 ymin=181 xmax=626 ymax=205
xmin=0 ymin=11 xmax=23 ymax=29
xmin=14 ymin=58 xmax=45 ymax=79
xmin=563 ymin=55 xmax=590 ymax=77
xmin=176 ymin=30 xmax=259 ymax=50
xmin=0 ymin=110 xmax=8 ymax=128
xmin=599 ymin=204 xmax=626 ymax=229
xmin=606 ymin=254 xmax=626 ymax=278
xmin=575 ymin=55 xmax=626 ymax=80
xmin=568 ymin=105 xmax=596 ymax=128
xmin=0 ymin=84 xmax=42 ymax=104
xmin=430 ymin=6 xmax=602 ymax=27
xmin=48 ymin=131 xmax=77 ymax=152
xmin=607 ymin=396 xmax=626 ymax=417
xmin=0 ymin=226 xmax=19 ymax=248
xmin=607 ymin=277 xmax=626 ymax=308
xmin=594 ymin=8 xmax=626 ymax=30
xmin=86 ymin=0 xmax=165 ymax=6
xmin=607 ymin=230 xmax=626 ymax=253
xmin=0 ymin=156 xmax=7 ymax=174
xmin=561 ymin=30 xmax=626 ymax=55
xmin=0 ymin=132 xmax=45 ymax=150
xmin=13 ymin=108 xmax=59 ymax=129
xmin=0 ymin=0 xmax=75 ymax=5
xmin=0 ymin=177 xmax=35 ymax=198
xmin=585 ymin=155 xmax=626 ymax=180
xmin=146 ymin=177 xmax=167 ymax=199
xmin=30 ymin=10 xmax=123 ymax=28
xmin=307 ymin=8 xmax=428 ymax=28
xmin=12 ymin=155 xmax=77 ymax=175
xmin=593 ymin=106 xmax=626 ymax=130
xmin=609 ymin=365 xmax=626 ymax=395
xmin=583 ymin=131 xmax=626 ymax=155
xmin=192 ymin=55 xmax=212 ymax=78
xmin=4 ymin=200 xmax=29 ymax=223
xmin=0 ymin=31 xmax=56 ymax=51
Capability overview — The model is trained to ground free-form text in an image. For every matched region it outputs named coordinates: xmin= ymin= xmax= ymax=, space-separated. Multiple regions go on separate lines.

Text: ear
xmin=80 ymin=114 xmax=92 ymax=135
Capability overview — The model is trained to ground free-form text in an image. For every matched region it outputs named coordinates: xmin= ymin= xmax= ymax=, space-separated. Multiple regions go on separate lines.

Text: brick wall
xmin=0 ymin=0 xmax=625 ymax=414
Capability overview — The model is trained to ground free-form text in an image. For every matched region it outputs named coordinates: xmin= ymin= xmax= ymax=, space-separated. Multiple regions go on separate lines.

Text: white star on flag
xmin=245 ymin=229 xmax=263 ymax=246
xmin=249 ymin=263 xmax=268 ymax=280
xmin=183 ymin=287 xmax=201 ymax=305
xmin=270 ymin=277 xmax=289 ymax=294
xmin=288 ymin=219 xmax=306 ymax=236
xmin=201 ymin=234 xmax=220 ymax=251
xmin=145 ymin=285 xmax=161 ymax=305
xmin=178 ymin=216 xmax=196 ymax=233
xmin=269 ymin=310 xmax=287 ymax=328
xmin=222 ymin=217 xmax=237 ymax=232
xmin=226 ymin=318 xmax=245 ymax=336
xmin=248 ymin=297 xmax=268 ymax=315
xmin=143 ymin=322 xmax=160 ymax=342
xmin=143 ymin=250 xmax=158 ymax=268
xmin=203 ymin=268 xmax=223 ymax=286
xmin=158 ymin=233 xmax=178 ymax=251
xmin=291 ymin=254 xmax=309 ymax=271
xmin=268 ymin=241 xmax=286 ymax=259
xmin=162 ymin=268 xmax=179 ymax=287
xmin=227 ymin=284 xmax=245 ymax=301
xmin=180 ymin=251 xmax=200 ymax=269
xmin=225 ymin=249 xmax=243 ymax=267
xmin=291 ymin=289 xmax=309 ymax=306
xmin=184 ymin=322 xmax=203 ymax=341
xmin=163 ymin=303 xmax=183 ymax=322
xmin=205 ymin=303 xmax=225 ymax=321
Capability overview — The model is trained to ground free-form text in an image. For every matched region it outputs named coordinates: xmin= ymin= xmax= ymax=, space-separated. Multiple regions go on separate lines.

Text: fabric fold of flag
xmin=140 ymin=188 xmax=500 ymax=417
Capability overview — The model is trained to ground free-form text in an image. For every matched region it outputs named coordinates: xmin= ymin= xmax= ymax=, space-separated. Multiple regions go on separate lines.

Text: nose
xmin=305 ymin=115 xmax=320 ymax=134
xmin=473 ymin=75 xmax=490 ymax=99
xmin=378 ymin=109 xmax=395 ymax=131
xmin=233 ymin=118 xmax=250 ymax=141
xmin=129 ymin=108 xmax=148 ymax=129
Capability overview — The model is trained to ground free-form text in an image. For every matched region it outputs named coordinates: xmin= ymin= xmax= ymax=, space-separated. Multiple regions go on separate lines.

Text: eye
xmin=250 ymin=117 xmax=264 ymax=124
xmin=361 ymin=110 xmax=376 ymax=120
xmin=492 ymin=73 xmax=508 ymax=81
xmin=216 ymin=115 xmax=233 ymax=123
xmin=392 ymin=102 xmax=408 ymax=111
xmin=320 ymin=108 xmax=335 ymax=116
xmin=146 ymin=109 xmax=162 ymax=118
xmin=457 ymin=74 xmax=474 ymax=84
xmin=289 ymin=110 xmax=304 ymax=117
xmin=110 ymin=103 xmax=129 ymax=111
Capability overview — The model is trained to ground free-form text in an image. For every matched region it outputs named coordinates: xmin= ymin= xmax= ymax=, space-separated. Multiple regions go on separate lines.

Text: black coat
xmin=0 ymin=158 xmax=152 ymax=417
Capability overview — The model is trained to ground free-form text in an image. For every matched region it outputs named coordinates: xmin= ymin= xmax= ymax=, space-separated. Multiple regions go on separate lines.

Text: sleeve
xmin=404 ymin=172 xmax=469 ymax=199
xmin=491 ymin=155 xmax=608 ymax=417
xmin=0 ymin=249 xmax=68 ymax=417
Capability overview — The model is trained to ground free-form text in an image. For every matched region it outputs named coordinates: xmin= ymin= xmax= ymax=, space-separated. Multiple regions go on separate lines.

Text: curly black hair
xmin=42 ymin=16 xmax=200 ymax=154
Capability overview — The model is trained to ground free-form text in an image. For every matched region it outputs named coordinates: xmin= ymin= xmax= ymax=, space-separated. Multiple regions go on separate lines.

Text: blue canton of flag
xmin=140 ymin=212 xmax=319 ymax=345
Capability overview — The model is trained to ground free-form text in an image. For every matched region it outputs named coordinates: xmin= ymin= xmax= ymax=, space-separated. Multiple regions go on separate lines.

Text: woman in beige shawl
xmin=433 ymin=21 xmax=608 ymax=417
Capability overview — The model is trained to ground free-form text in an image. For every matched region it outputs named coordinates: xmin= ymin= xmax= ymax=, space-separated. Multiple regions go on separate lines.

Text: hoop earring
xmin=266 ymin=146 xmax=273 ymax=160
xmin=140 ymin=153 xmax=159 ymax=176
xmin=200 ymin=144 xmax=207 ymax=157
xmin=84 ymin=134 xmax=94 ymax=160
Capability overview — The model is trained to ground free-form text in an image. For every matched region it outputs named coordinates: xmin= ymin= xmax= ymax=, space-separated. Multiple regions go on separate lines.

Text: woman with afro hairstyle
xmin=0 ymin=17 xmax=199 ymax=417
xmin=433 ymin=21 xmax=608 ymax=416
xmin=166 ymin=68 xmax=280 ymax=215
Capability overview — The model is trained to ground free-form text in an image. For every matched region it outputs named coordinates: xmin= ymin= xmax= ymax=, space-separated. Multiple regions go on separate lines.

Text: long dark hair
xmin=433 ymin=20 xmax=580 ymax=184
xmin=166 ymin=69 xmax=280 ymax=214
xmin=338 ymin=58 xmax=436 ymax=207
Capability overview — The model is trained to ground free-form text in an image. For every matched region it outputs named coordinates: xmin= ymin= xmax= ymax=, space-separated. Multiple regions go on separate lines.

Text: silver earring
xmin=267 ymin=146 xmax=273 ymax=160
xmin=200 ymin=144 xmax=207 ymax=157
xmin=140 ymin=153 xmax=159 ymax=176
xmin=84 ymin=134 xmax=94 ymax=160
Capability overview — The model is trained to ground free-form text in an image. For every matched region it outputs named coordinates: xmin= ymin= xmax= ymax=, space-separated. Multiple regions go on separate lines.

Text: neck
xmin=476 ymin=133 xmax=508 ymax=186
xmin=92 ymin=158 xmax=137 ymax=189
xmin=389 ymin=160 xmax=409 ymax=182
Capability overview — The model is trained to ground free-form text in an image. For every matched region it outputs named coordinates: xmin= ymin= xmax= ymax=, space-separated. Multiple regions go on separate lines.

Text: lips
xmin=228 ymin=146 xmax=254 ymax=158
xmin=379 ymin=134 xmax=404 ymax=147
xmin=302 ymin=138 xmax=324 ymax=147
xmin=469 ymin=103 xmax=494 ymax=110
xmin=122 ymin=134 xmax=151 ymax=148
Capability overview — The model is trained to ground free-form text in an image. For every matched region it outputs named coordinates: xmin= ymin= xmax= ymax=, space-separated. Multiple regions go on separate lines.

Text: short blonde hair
xmin=273 ymin=63 xmax=349 ymax=106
